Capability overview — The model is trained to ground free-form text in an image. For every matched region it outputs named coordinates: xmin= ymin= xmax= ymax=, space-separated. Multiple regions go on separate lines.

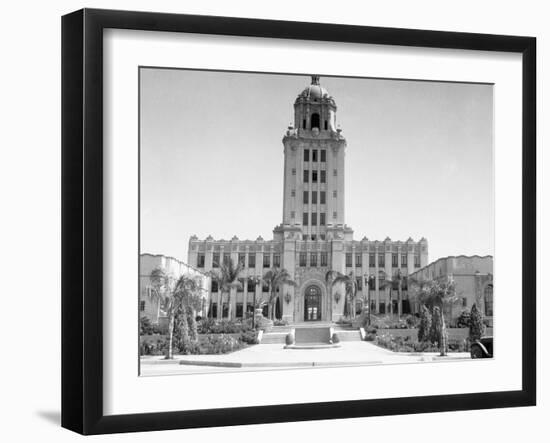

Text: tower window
xmin=320 ymin=170 xmax=326 ymax=183
xmin=310 ymin=253 xmax=318 ymax=267
xmin=321 ymin=150 xmax=326 ymax=162
xmin=320 ymin=191 xmax=326 ymax=204
xmin=273 ymin=254 xmax=281 ymax=268
xmin=311 ymin=113 xmax=320 ymax=129
xmin=303 ymin=213 xmax=309 ymax=225
xmin=312 ymin=192 xmax=317 ymax=204
xmin=303 ymin=170 xmax=309 ymax=183
xmin=312 ymin=150 xmax=318 ymax=162
xmin=312 ymin=171 xmax=318 ymax=183
xmin=346 ymin=253 xmax=353 ymax=267
xmin=304 ymin=149 xmax=309 ymax=161
xmin=303 ymin=191 xmax=309 ymax=204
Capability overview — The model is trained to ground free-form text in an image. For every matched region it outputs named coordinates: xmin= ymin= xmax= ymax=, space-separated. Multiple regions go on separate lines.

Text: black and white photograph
xmin=138 ymin=69 xmax=495 ymax=376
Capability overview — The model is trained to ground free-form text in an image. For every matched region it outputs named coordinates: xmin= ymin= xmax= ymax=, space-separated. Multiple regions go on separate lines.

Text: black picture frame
xmin=62 ymin=8 xmax=536 ymax=435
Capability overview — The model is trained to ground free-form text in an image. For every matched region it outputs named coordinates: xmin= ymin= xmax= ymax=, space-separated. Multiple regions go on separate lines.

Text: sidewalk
xmin=140 ymin=341 xmax=471 ymax=375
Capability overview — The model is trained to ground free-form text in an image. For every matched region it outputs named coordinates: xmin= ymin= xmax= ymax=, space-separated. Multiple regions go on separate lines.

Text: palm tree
xmin=326 ymin=270 xmax=358 ymax=320
xmin=148 ymin=267 xmax=202 ymax=359
xmin=409 ymin=277 xmax=458 ymax=356
xmin=207 ymin=257 xmax=243 ymax=320
xmin=380 ymin=270 xmax=404 ymax=317
xmin=262 ymin=268 xmax=297 ymax=320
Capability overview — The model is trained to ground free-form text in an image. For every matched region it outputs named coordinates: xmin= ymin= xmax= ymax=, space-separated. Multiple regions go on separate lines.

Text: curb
xmin=177 ymin=360 xmax=384 ymax=368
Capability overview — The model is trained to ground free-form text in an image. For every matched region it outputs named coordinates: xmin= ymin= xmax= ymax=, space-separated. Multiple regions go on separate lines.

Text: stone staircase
xmin=261 ymin=323 xmax=362 ymax=344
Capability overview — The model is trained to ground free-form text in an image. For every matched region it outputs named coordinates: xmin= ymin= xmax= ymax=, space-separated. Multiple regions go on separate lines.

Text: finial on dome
xmin=311 ymin=75 xmax=320 ymax=85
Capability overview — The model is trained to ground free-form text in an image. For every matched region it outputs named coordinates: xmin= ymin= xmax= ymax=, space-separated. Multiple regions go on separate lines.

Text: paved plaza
xmin=140 ymin=341 xmax=470 ymax=376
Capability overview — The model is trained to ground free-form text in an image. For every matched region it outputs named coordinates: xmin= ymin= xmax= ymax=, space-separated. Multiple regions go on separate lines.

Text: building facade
xmin=140 ymin=253 xmax=211 ymax=326
xmin=408 ymin=255 xmax=493 ymax=326
xmin=188 ymin=76 xmax=428 ymax=323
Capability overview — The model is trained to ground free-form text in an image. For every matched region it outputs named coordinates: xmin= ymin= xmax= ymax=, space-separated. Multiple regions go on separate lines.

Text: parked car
xmin=470 ymin=336 xmax=493 ymax=358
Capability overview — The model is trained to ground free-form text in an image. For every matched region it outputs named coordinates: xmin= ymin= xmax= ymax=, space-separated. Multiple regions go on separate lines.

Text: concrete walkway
xmin=140 ymin=342 xmax=470 ymax=376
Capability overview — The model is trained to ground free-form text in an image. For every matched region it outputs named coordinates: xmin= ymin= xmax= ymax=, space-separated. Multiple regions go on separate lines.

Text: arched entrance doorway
xmin=304 ymin=285 xmax=322 ymax=321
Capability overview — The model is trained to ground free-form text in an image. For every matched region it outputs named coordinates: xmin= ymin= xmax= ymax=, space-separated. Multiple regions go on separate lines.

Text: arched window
xmin=484 ymin=285 xmax=493 ymax=316
xmin=311 ymin=113 xmax=320 ymax=129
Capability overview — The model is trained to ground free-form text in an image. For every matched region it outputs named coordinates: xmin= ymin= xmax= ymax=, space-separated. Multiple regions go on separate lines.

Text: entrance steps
xmin=261 ymin=325 xmax=362 ymax=345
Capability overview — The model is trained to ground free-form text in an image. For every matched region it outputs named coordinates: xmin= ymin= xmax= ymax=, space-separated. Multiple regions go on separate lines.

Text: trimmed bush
xmin=199 ymin=334 xmax=244 ymax=354
xmin=469 ymin=303 xmax=486 ymax=342
xmin=331 ymin=333 xmax=340 ymax=344
xmin=364 ymin=332 xmax=376 ymax=342
xmin=285 ymin=332 xmax=295 ymax=346
xmin=198 ymin=318 xmax=254 ymax=334
xmin=456 ymin=310 xmax=471 ymax=328
xmin=240 ymin=330 xmax=259 ymax=345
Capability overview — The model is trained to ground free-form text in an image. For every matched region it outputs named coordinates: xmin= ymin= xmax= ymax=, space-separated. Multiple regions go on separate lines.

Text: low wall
xmin=374 ymin=328 xmax=494 ymax=343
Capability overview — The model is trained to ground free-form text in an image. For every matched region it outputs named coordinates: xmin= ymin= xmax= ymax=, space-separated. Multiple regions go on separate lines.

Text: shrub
xmin=274 ymin=319 xmax=289 ymax=326
xmin=456 ymin=310 xmax=471 ymax=328
xmin=140 ymin=336 xmax=169 ymax=356
xmin=140 ymin=316 xmax=153 ymax=335
xmin=364 ymin=332 xmax=376 ymax=341
xmin=198 ymin=318 xmax=253 ymax=334
xmin=187 ymin=308 xmax=198 ymax=342
xmin=199 ymin=334 xmax=243 ymax=354
xmin=240 ymin=330 xmax=259 ymax=345
xmin=285 ymin=332 xmax=295 ymax=346
xmin=331 ymin=333 xmax=340 ymax=344
xmin=174 ymin=311 xmax=192 ymax=354
xmin=366 ymin=326 xmax=377 ymax=334
xmin=417 ymin=305 xmax=432 ymax=343
xmin=405 ymin=314 xmax=418 ymax=329
xmin=469 ymin=303 xmax=486 ymax=342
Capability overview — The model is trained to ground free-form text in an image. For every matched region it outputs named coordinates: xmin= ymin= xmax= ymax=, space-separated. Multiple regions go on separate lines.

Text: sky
xmin=140 ymin=68 xmax=494 ymax=264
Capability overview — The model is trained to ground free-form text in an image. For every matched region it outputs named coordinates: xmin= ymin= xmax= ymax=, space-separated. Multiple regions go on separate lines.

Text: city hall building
xmin=188 ymin=76 xmax=428 ymax=323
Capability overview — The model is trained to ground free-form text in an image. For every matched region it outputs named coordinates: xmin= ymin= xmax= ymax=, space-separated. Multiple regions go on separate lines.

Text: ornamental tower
xmin=279 ymin=76 xmax=349 ymax=241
